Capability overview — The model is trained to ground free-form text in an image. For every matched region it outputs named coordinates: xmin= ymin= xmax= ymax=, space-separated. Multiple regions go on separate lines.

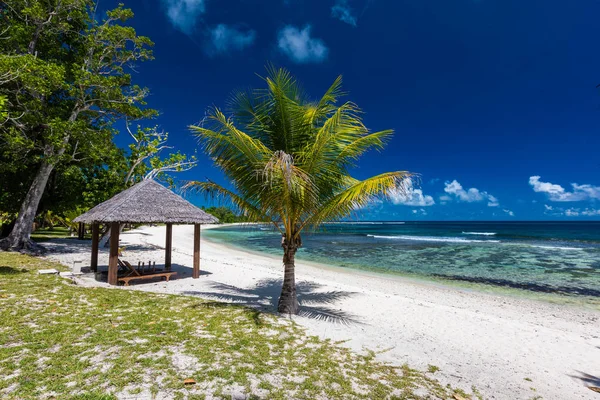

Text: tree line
xmin=0 ymin=1 xmax=196 ymax=251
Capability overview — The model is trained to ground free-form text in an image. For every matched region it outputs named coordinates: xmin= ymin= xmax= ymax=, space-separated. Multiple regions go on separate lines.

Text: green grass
xmin=0 ymin=252 xmax=474 ymax=399
xmin=427 ymin=365 xmax=440 ymax=374
xmin=31 ymin=227 xmax=79 ymax=242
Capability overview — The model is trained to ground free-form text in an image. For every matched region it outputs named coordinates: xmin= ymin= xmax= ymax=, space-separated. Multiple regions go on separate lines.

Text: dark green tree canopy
xmin=0 ymin=0 xmax=159 ymax=251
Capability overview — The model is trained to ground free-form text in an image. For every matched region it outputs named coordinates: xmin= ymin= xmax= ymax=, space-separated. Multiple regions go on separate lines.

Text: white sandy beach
xmin=45 ymin=224 xmax=600 ymax=400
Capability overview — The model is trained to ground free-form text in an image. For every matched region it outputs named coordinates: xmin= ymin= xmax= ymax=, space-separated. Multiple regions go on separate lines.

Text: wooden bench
xmin=118 ymin=271 xmax=177 ymax=286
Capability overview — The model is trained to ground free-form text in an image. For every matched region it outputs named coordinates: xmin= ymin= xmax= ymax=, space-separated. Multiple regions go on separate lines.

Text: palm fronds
xmin=188 ymin=67 xmax=409 ymax=241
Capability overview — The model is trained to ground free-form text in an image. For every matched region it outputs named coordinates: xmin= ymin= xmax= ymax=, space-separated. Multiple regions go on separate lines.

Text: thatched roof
xmin=74 ymin=180 xmax=219 ymax=224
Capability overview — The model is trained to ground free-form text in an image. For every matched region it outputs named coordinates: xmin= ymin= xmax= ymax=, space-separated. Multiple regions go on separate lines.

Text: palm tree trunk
xmin=0 ymin=161 xmax=54 ymax=254
xmin=278 ymin=236 xmax=301 ymax=314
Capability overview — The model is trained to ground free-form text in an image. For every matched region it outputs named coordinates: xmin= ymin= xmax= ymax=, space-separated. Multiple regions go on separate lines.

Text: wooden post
xmin=108 ymin=221 xmax=120 ymax=285
xmin=78 ymin=222 xmax=85 ymax=240
xmin=165 ymin=223 xmax=173 ymax=271
xmin=193 ymin=224 xmax=200 ymax=279
xmin=91 ymin=223 xmax=99 ymax=272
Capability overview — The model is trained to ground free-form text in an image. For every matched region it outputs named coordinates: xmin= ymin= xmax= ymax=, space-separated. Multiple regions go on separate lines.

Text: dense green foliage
xmin=0 ymin=0 xmax=154 ymax=243
xmin=202 ymin=206 xmax=253 ymax=223
xmin=187 ymin=67 xmax=410 ymax=313
xmin=0 ymin=0 xmax=155 ymax=168
xmin=0 ymin=1 xmax=195 ymax=238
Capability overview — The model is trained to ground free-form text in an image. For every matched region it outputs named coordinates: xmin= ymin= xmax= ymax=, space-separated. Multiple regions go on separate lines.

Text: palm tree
xmin=187 ymin=68 xmax=410 ymax=314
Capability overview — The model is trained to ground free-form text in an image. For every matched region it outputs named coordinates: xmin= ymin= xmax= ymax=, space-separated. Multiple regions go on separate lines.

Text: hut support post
xmin=193 ymin=224 xmax=200 ymax=279
xmin=91 ymin=223 xmax=99 ymax=272
xmin=108 ymin=222 xmax=120 ymax=285
xmin=78 ymin=222 xmax=85 ymax=240
xmin=165 ymin=223 xmax=172 ymax=271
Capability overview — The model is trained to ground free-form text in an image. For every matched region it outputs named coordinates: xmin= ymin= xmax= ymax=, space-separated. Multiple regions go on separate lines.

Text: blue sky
xmin=106 ymin=0 xmax=600 ymax=220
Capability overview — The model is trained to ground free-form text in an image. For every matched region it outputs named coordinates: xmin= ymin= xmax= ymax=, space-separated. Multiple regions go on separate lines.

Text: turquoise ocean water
xmin=203 ymin=222 xmax=600 ymax=307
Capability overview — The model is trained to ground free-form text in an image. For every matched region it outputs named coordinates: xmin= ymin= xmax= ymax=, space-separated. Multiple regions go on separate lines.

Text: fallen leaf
xmin=588 ymin=386 xmax=600 ymax=393
xmin=184 ymin=378 xmax=196 ymax=385
xmin=453 ymin=395 xmax=468 ymax=400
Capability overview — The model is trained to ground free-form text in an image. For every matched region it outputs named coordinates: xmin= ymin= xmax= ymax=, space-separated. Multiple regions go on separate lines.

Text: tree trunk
xmin=278 ymin=235 xmax=301 ymax=314
xmin=0 ymin=161 xmax=55 ymax=254
xmin=77 ymin=222 xmax=85 ymax=240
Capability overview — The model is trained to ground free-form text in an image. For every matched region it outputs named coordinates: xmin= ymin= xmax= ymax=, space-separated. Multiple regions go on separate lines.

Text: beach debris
xmin=183 ymin=378 xmax=196 ymax=385
xmin=60 ymin=271 xmax=83 ymax=278
xmin=453 ymin=395 xmax=468 ymax=400
xmin=588 ymin=386 xmax=600 ymax=393
xmin=38 ymin=269 xmax=60 ymax=275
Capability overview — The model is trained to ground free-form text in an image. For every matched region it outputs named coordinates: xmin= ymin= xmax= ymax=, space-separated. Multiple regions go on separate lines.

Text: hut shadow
xmin=42 ymin=239 xmax=93 ymax=255
xmin=568 ymin=371 xmax=600 ymax=387
xmin=183 ymin=278 xmax=362 ymax=325
xmin=164 ymin=263 xmax=212 ymax=279
xmin=94 ymin=262 xmax=211 ymax=285
xmin=121 ymin=230 xmax=153 ymax=236
xmin=120 ymin=243 xmax=164 ymax=252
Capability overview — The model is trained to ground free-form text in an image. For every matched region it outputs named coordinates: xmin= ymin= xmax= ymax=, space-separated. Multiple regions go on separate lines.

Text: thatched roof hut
xmin=74 ymin=179 xmax=218 ymax=224
xmin=75 ymin=179 xmax=218 ymax=286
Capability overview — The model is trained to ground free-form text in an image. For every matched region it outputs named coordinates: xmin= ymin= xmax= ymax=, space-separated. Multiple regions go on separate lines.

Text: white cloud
xmin=582 ymin=209 xmax=600 ymax=216
xmin=443 ymin=180 xmax=499 ymax=207
xmin=565 ymin=208 xmax=579 ymax=217
xmin=544 ymin=204 xmax=553 ymax=211
xmin=411 ymin=208 xmax=427 ymax=216
xmin=487 ymin=195 xmax=499 ymax=207
xmin=277 ymin=25 xmax=328 ymax=63
xmin=207 ymin=24 xmax=256 ymax=55
xmin=331 ymin=0 xmax=357 ymax=26
xmin=529 ymin=176 xmax=600 ymax=202
xmin=564 ymin=208 xmax=600 ymax=217
xmin=503 ymin=209 xmax=514 ymax=217
xmin=389 ymin=180 xmax=435 ymax=206
xmin=444 ymin=180 xmax=482 ymax=202
xmin=572 ymin=183 xmax=600 ymax=200
xmin=162 ymin=0 xmax=206 ymax=33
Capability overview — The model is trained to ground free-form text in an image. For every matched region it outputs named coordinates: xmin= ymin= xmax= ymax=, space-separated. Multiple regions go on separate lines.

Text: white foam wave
xmin=367 ymin=234 xmax=500 ymax=243
xmin=327 ymin=221 xmax=406 ymax=225
xmin=530 ymin=245 xmax=584 ymax=251
xmin=462 ymin=231 xmax=497 ymax=236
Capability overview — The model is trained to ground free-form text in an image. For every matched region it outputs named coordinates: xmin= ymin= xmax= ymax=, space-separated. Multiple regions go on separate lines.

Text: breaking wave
xmin=367 ymin=234 xmax=500 ymax=243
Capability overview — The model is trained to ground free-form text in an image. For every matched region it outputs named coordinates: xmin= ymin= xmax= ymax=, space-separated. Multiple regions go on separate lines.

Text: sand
xmin=45 ymin=224 xmax=600 ymax=400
